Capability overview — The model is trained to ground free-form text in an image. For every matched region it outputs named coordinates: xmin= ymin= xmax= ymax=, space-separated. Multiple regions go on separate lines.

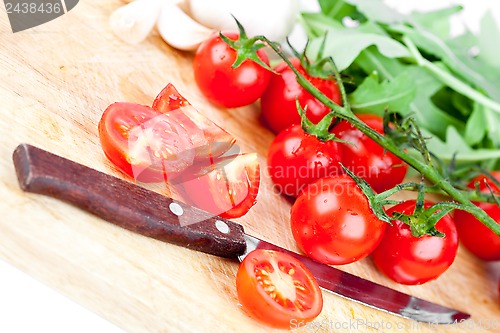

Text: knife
xmin=12 ymin=143 xmax=470 ymax=324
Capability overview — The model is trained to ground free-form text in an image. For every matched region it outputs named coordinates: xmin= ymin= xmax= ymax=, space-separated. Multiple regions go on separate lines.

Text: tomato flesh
xmin=454 ymin=172 xmax=500 ymax=261
xmin=267 ymin=124 xmax=343 ymax=197
xmin=152 ymin=83 xmax=236 ymax=160
xmin=98 ymin=102 xmax=195 ymax=182
xmin=290 ymin=175 xmax=387 ymax=265
xmin=332 ymin=114 xmax=408 ymax=193
xmin=193 ymin=32 xmax=271 ymax=108
xmin=236 ymin=249 xmax=323 ymax=329
xmin=178 ymin=153 xmax=260 ymax=219
xmin=260 ymin=57 xmax=342 ymax=134
xmin=372 ymin=200 xmax=458 ymax=285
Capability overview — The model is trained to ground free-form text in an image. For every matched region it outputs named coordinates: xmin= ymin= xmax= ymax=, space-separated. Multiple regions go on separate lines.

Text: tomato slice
xmin=152 ymin=83 xmax=236 ymax=160
xmin=98 ymin=102 xmax=195 ymax=182
xmin=236 ymin=249 xmax=323 ymax=329
xmin=176 ymin=153 xmax=260 ymax=218
xmin=152 ymin=82 xmax=191 ymax=112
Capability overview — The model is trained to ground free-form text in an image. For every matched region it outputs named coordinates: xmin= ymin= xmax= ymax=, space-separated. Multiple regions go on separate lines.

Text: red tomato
xmin=236 ymin=249 xmax=323 ymax=329
xmin=178 ymin=153 xmax=260 ymax=219
xmin=454 ymin=172 xmax=500 ymax=261
xmin=372 ymin=200 xmax=458 ymax=285
xmin=290 ymin=175 xmax=387 ymax=265
xmin=332 ymin=114 xmax=408 ymax=193
xmin=267 ymin=124 xmax=343 ymax=197
xmin=260 ymin=57 xmax=342 ymax=134
xmin=152 ymin=83 xmax=236 ymax=160
xmin=193 ymin=32 xmax=271 ymax=108
xmin=98 ymin=102 xmax=195 ymax=182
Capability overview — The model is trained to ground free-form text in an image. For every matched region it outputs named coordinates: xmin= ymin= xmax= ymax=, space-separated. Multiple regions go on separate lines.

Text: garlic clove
xmin=156 ymin=2 xmax=215 ymax=51
xmin=188 ymin=0 xmax=300 ymax=42
xmin=110 ymin=0 xmax=164 ymax=44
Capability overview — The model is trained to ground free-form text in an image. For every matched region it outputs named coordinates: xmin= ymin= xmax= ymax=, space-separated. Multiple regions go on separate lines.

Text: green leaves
xmin=307 ymin=30 xmax=409 ymax=71
xmin=348 ymin=71 xmax=416 ymax=114
xmin=410 ymin=5 xmax=463 ymax=39
xmin=425 ymin=127 xmax=500 ymax=163
xmin=300 ymin=1 xmax=500 ymax=170
xmin=478 ymin=11 xmax=500 ymax=70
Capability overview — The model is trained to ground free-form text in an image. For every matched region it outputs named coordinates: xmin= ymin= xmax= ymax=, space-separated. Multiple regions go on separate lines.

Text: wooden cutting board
xmin=0 ymin=1 xmax=499 ymax=332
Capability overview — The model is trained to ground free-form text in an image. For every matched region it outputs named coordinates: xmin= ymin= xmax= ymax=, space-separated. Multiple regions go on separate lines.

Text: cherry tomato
xmin=98 ymin=102 xmax=195 ymax=182
xmin=332 ymin=114 xmax=408 ymax=193
xmin=372 ymin=200 xmax=458 ymax=285
xmin=193 ymin=32 xmax=271 ymax=108
xmin=152 ymin=83 xmax=236 ymax=160
xmin=267 ymin=124 xmax=343 ymax=197
xmin=454 ymin=172 xmax=500 ymax=261
xmin=236 ymin=249 xmax=323 ymax=329
xmin=290 ymin=175 xmax=387 ymax=265
xmin=260 ymin=57 xmax=342 ymax=134
xmin=178 ymin=153 xmax=260 ymax=219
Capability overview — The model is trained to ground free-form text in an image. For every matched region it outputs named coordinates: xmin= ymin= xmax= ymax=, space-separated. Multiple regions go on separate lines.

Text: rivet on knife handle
xmin=12 ymin=144 xmax=247 ymax=258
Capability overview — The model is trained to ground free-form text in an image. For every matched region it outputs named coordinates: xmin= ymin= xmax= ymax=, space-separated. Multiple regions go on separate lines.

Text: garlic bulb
xmin=188 ymin=0 xmax=300 ymax=42
xmin=110 ymin=0 xmax=301 ymax=50
xmin=156 ymin=1 xmax=215 ymax=51
xmin=109 ymin=0 xmax=164 ymax=44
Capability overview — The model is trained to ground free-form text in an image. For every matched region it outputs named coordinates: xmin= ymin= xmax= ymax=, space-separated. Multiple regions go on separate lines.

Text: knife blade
xmin=12 ymin=143 xmax=470 ymax=324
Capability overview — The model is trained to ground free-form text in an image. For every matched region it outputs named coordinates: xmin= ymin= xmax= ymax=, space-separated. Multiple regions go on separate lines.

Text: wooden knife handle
xmin=12 ymin=144 xmax=247 ymax=258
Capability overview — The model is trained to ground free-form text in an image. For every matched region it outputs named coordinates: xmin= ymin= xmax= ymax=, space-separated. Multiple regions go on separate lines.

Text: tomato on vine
xmin=372 ymin=200 xmax=458 ymax=285
xmin=193 ymin=32 xmax=271 ymax=108
xmin=267 ymin=124 xmax=343 ymax=197
xmin=260 ymin=57 xmax=342 ymax=134
xmin=290 ymin=175 xmax=387 ymax=265
xmin=332 ymin=114 xmax=408 ymax=193
xmin=454 ymin=172 xmax=500 ymax=261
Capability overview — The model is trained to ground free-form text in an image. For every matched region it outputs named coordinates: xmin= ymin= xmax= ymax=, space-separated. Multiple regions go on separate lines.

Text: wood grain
xmin=0 ymin=1 xmax=499 ymax=332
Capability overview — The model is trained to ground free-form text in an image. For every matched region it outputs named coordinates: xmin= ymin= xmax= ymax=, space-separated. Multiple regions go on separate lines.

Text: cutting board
xmin=0 ymin=1 xmax=499 ymax=332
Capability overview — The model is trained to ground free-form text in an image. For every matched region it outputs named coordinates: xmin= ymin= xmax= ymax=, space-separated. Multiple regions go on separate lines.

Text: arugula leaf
xmin=481 ymin=104 xmax=500 ymax=147
xmin=404 ymin=66 xmax=465 ymax=139
xmin=344 ymin=0 xmax=407 ymax=24
xmin=464 ymin=103 xmax=500 ymax=147
xmin=391 ymin=24 xmax=500 ymax=102
xmin=425 ymin=127 xmax=500 ymax=163
xmin=307 ymin=28 xmax=409 ymax=71
xmin=352 ymin=53 xmax=464 ymax=139
xmin=410 ymin=5 xmax=463 ymax=40
xmin=451 ymin=91 xmax=473 ymax=118
xmin=300 ymin=12 xmax=344 ymax=38
xmin=464 ymin=102 xmax=487 ymax=146
xmin=318 ymin=0 xmax=359 ymax=21
xmin=355 ymin=46 xmax=406 ymax=80
xmin=478 ymin=11 xmax=500 ymax=70
xmin=348 ymin=71 xmax=416 ymax=114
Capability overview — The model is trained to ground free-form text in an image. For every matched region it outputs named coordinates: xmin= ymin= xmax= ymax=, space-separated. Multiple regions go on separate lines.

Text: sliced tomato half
xmin=236 ymin=249 xmax=323 ymax=329
xmin=152 ymin=83 xmax=236 ymax=160
xmin=176 ymin=153 xmax=260 ymax=219
xmin=98 ymin=102 xmax=195 ymax=182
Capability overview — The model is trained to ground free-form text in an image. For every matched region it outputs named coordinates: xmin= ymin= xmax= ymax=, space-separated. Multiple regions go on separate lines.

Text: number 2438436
xmin=5 ymin=2 xmax=62 ymax=14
